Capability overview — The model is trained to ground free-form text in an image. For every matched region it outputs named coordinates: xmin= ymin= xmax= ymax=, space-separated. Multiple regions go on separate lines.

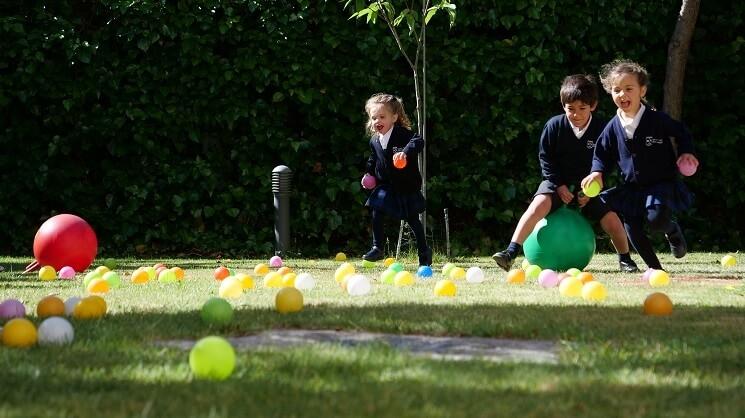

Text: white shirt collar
xmin=569 ymin=114 xmax=592 ymax=139
xmin=617 ymin=104 xmax=646 ymax=139
xmin=378 ymin=127 xmax=393 ymax=150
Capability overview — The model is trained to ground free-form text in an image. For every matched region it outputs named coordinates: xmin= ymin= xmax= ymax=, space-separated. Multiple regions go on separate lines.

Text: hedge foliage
xmin=1 ymin=0 xmax=743 ymax=257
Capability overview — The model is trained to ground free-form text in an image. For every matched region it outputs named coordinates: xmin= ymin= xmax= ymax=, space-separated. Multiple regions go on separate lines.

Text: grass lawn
xmin=1 ymin=252 xmax=744 ymax=418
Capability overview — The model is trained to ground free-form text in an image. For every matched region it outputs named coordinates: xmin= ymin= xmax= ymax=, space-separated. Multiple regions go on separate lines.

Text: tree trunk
xmin=663 ymin=0 xmax=701 ymax=121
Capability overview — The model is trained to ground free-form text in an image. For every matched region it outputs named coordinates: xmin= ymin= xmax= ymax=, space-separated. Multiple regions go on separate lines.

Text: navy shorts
xmin=534 ymin=180 xmax=610 ymax=222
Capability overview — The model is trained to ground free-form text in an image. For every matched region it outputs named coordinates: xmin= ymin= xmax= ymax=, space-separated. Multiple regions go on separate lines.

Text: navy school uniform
xmin=365 ymin=125 xmax=425 ymax=220
xmin=591 ymin=108 xmax=695 ymax=217
xmin=536 ymin=114 xmax=609 ymax=220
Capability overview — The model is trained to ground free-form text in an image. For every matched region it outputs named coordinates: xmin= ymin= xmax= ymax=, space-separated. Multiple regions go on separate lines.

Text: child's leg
xmin=624 ymin=215 xmax=663 ymax=270
xmin=647 ymin=204 xmax=687 ymax=258
xmin=406 ymin=214 xmax=431 ymax=266
xmin=598 ymin=211 xmax=639 ymax=272
xmin=492 ymin=194 xmax=553 ymax=271
xmin=363 ymin=209 xmax=386 ymax=261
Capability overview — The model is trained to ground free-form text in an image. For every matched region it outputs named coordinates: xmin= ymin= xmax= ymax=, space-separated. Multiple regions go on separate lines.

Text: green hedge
xmin=0 ymin=0 xmax=742 ymax=257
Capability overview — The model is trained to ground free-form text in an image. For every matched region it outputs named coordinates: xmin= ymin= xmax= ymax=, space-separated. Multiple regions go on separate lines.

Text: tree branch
xmin=376 ymin=0 xmax=415 ymax=73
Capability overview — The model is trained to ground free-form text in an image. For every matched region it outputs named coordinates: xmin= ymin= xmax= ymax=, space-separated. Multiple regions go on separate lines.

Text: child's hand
xmin=393 ymin=152 xmax=407 ymax=169
xmin=577 ymin=194 xmax=590 ymax=208
xmin=581 ymin=172 xmax=604 ymax=191
xmin=677 ymin=153 xmax=699 ymax=168
xmin=556 ymin=185 xmax=574 ymax=204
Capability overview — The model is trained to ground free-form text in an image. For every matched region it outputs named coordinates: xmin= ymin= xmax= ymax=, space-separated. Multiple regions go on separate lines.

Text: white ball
xmin=346 ymin=274 xmax=372 ymax=296
xmin=466 ymin=266 xmax=485 ymax=283
xmin=37 ymin=317 xmax=75 ymax=346
xmin=64 ymin=297 xmax=82 ymax=316
xmin=294 ymin=273 xmax=315 ymax=290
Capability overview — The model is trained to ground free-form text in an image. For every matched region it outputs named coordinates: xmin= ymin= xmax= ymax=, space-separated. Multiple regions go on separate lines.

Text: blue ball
xmin=417 ymin=266 xmax=433 ymax=278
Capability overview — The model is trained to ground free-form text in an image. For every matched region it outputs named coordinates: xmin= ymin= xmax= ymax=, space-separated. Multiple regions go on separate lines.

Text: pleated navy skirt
xmin=599 ymin=180 xmax=693 ymax=217
xmin=365 ymin=184 xmax=426 ymax=220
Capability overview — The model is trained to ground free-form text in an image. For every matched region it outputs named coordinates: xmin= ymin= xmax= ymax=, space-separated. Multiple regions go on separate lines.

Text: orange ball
xmin=171 ymin=266 xmax=185 ymax=281
xmin=276 ymin=266 xmax=292 ymax=276
xmin=644 ymin=292 xmax=673 ymax=316
xmin=131 ymin=268 xmax=149 ymax=284
xmin=393 ymin=154 xmax=407 ymax=169
xmin=506 ymin=269 xmax=526 ymax=284
xmin=576 ymin=272 xmax=594 ymax=284
xmin=37 ymin=296 xmax=65 ymax=318
xmin=213 ymin=266 xmax=230 ymax=281
xmin=87 ymin=278 xmax=110 ymax=294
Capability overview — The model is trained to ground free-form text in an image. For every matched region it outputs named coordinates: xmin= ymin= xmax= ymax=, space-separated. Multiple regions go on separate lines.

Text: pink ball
xmin=678 ymin=160 xmax=697 ymax=177
xmin=361 ymin=174 xmax=377 ymax=190
xmin=58 ymin=266 xmax=77 ymax=279
xmin=0 ymin=299 xmax=26 ymax=320
xmin=642 ymin=268 xmax=655 ymax=281
xmin=538 ymin=269 xmax=560 ymax=288
xmin=269 ymin=256 xmax=283 ymax=268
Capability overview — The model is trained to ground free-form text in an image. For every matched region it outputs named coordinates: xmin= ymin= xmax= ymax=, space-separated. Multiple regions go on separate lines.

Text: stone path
xmin=159 ymin=329 xmax=558 ymax=363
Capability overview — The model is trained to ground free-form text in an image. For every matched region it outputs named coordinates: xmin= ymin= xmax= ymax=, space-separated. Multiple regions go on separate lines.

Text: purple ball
xmin=678 ymin=160 xmax=697 ymax=176
xmin=361 ymin=174 xmax=377 ymax=190
xmin=538 ymin=269 xmax=560 ymax=288
xmin=59 ymin=266 xmax=77 ymax=279
xmin=269 ymin=256 xmax=283 ymax=268
xmin=0 ymin=299 xmax=26 ymax=321
xmin=642 ymin=268 xmax=655 ymax=281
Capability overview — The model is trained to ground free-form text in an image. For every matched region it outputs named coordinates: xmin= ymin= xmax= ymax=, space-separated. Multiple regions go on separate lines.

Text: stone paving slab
xmin=159 ymin=330 xmax=558 ymax=363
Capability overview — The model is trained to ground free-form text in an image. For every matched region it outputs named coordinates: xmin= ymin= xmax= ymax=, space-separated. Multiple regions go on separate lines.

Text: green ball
xmin=389 ymin=262 xmax=404 ymax=273
xmin=103 ymin=271 xmax=121 ymax=289
xmin=144 ymin=267 xmax=157 ymax=280
xmin=442 ymin=262 xmax=455 ymax=276
xmin=526 ymin=264 xmax=542 ymax=279
xmin=189 ymin=336 xmax=236 ymax=380
xmin=362 ymin=259 xmax=376 ymax=268
xmin=201 ymin=297 xmax=234 ymax=326
xmin=566 ymin=268 xmax=582 ymax=277
xmin=158 ymin=270 xmax=177 ymax=283
xmin=523 ymin=206 xmax=596 ymax=271
xmin=381 ymin=269 xmax=397 ymax=285
xmin=103 ymin=258 xmax=118 ymax=270
xmin=83 ymin=271 xmax=102 ymax=287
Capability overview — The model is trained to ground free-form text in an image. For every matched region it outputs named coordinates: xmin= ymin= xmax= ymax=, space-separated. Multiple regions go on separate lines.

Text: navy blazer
xmin=591 ymin=108 xmax=695 ymax=186
xmin=365 ymin=125 xmax=424 ymax=193
xmin=539 ymin=114 xmax=606 ymax=187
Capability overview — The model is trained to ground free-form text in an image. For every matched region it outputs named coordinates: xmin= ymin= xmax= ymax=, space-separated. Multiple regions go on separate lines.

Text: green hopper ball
xmin=201 ymin=297 xmax=234 ymax=327
xmin=189 ymin=336 xmax=236 ymax=380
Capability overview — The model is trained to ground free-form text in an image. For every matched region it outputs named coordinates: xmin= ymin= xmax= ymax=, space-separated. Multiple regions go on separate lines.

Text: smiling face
xmin=610 ymin=73 xmax=647 ymax=118
xmin=367 ymin=103 xmax=398 ymax=135
xmin=563 ymin=100 xmax=596 ymax=130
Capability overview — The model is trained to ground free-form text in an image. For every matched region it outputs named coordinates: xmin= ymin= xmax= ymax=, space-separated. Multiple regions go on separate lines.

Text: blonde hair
xmin=364 ymin=93 xmax=412 ymax=135
xmin=599 ymin=59 xmax=650 ymax=94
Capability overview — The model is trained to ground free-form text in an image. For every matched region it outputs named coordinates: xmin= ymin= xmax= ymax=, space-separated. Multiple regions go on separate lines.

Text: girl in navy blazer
xmin=582 ymin=60 xmax=700 ymax=271
xmin=361 ymin=93 xmax=431 ymax=266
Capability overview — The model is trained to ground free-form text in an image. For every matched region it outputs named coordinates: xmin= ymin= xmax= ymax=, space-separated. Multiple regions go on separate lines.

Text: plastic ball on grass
xmin=538 ymin=269 xmax=560 ymax=288
xmin=346 ymin=274 xmax=372 ymax=296
xmin=394 ymin=271 xmax=414 ymax=287
xmin=86 ymin=278 xmax=110 ymax=294
xmin=380 ymin=269 xmax=397 ymax=285
xmin=213 ymin=266 xmax=230 ymax=281
xmin=58 ymin=266 xmax=76 ymax=279
xmin=721 ymin=255 xmax=736 ymax=267
xmin=334 ymin=263 xmax=355 ymax=283
xmin=83 ymin=271 xmax=101 ymax=287
xmin=649 ymin=270 xmax=670 ymax=287
xmin=383 ymin=257 xmax=395 ymax=267
xmin=263 ymin=272 xmax=283 ymax=288
xmin=189 ymin=336 xmax=236 ymax=381
xmin=103 ymin=258 xmax=118 ymax=270
xmin=335 ymin=252 xmax=347 ymax=262
xmin=254 ymin=263 xmax=270 ymax=276
xmin=0 ymin=299 xmax=26 ymax=320
xmin=576 ymin=272 xmax=594 ymax=284
xmin=506 ymin=269 xmax=526 ymax=284
xmin=144 ymin=267 xmax=157 ymax=281
xmin=644 ymin=292 xmax=673 ymax=316
xmin=64 ymin=297 xmax=81 ymax=316
xmin=235 ymin=273 xmax=254 ymax=290
xmin=441 ymin=263 xmax=456 ymax=277
xmin=525 ymin=265 xmax=542 ymax=280
xmin=201 ymin=297 xmax=233 ymax=327
xmin=277 ymin=266 xmax=292 ymax=276
xmin=131 ymin=268 xmax=149 ymax=284
xmin=158 ymin=269 xmax=178 ymax=283
xmin=642 ymin=268 xmax=655 ymax=281
xmin=171 ymin=267 xmax=185 ymax=281
xmin=86 ymin=296 xmax=107 ymax=317
xmin=219 ymin=277 xmax=243 ymax=299
xmin=269 ymin=255 xmax=283 ymax=268
xmin=294 ymin=273 xmax=315 ymax=290
xmin=389 ymin=262 xmax=404 ymax=273
xmin=559 ymin=276 xmax=582 ymax=297
xmin=37 ymin=296 xmax=65 ymax=318
xmin=521 ymin=259 xmax=530 ymax=270
xmin=434 ymin=279 xmax=457 ymax=297
xmin=94 ymin=266 xmax=110 ymax=276
xmin=275 ymin=288 xmax=303 ymax=314
xmin=466 ymin=267 xmax=485 ymax=283
xmin=566 ymin=268 xmax=581 ymax=277
xmin=417 ymin=266 xmax=433 ymax=278
xmin=2 ymin=318 xmax=37 ymax=348
xmin=37 ymin=317 xmax=74 ymax=346
xmin=281 ymin=273 xmax=297 ymax=288
xmin=362 ymin=259 xmax=377 ymax=269
xmin=581 ymin=281 xmax=607 ymax=302
xmin=449 ymin=267 xmax=466 ymax=280
xmin=39 ymin=265 xmax=57 ymax=281
xmin=103 ymin=271 xmax=122 ymax=288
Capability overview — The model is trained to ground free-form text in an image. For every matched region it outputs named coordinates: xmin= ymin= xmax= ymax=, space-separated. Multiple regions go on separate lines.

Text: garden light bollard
xmin=272 ymin=165 xmax=292 ymax=257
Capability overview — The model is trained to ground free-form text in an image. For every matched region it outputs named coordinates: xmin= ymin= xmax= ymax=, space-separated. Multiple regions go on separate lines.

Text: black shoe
xmin=418 ymin=247 xmax=432 ymax=267
xmin=665 ymin=223 xmax=687 ymax=258
xmin=491 ymin=250 xmax=513 ymax=272
xmin=619 ymin=259 xmax=640 ymax=273
xmin=362 ymin=246 xmax=384 ymax=262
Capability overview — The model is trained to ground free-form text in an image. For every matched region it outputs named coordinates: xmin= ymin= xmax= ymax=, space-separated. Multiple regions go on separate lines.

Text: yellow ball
xmin=94 ymin=266 xmax=110 ymax=276
xmin=263 ymin=272 xmax=283 ymax=288
xmin=37 ymin=296 xmax=66 ymax=318
xmin=2 ymin=318 xmax=37 ymax=348
xmin=131 ymin=268 xmax=150 ymax=284
xmin=449 ymin=267 xmax=466 ymax=280
xmin=235 ymin=273 xmax=254 ymax=289
xmin=73 ymin=298 xmax=100 ymax=319
xmin=275 ymin=287 xmax=303 ymax=314
xmin=281 ymin=273 xmax=297 ymax=287
xmin=254 ymin=263 xmax=270 ymax=276
xmin=334 ymin=263 xmax=355 ymax=283
xmin=649 ymin=270 xmax=670 ymax=287
xmin=506 ymin=269 xmax=526 ymax=284
xmin=434 ymin=279 xmax=457 ymax=297
xmin=721 ymin=255 xmax=737 ymax=267
xmin=87 ymin=277 xmax=110 ymax=294
xmin=219 ymin=277 xmax=243 ymax=299
xmin=394 ymin=271 xmax=414 ymax=287
xmin=85 ymin=295 xmax=107 ymax=317
xmin=559 ymin=276 xmax=583 ymax=297
xmin=582 ymin=281 xmax=607 ymax=302
xmin=383 ymin=257 xmax=396 ymax=267
xmin=39 ymin=265 xmax=57 ymax=280
xmin=335 ymin=252 xmax=347 ymax=261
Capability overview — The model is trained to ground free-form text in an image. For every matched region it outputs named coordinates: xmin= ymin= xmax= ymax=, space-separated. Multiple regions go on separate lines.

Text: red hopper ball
xmin=33 ymin=214 xmax=98 ymax=272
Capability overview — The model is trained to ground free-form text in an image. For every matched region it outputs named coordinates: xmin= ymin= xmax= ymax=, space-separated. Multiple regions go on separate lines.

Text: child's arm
xmin=365 ymin=139 xmax=377 ymax=175
xmin=583 ymin=127 xmax=618 ymax=190
xmin=401 ymin=132 xmax=424 ymax=157
xmin=665 ymin=114 xmax=700 ymax=168
xmin=538 ymin=123 xmax=562 ymax=186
